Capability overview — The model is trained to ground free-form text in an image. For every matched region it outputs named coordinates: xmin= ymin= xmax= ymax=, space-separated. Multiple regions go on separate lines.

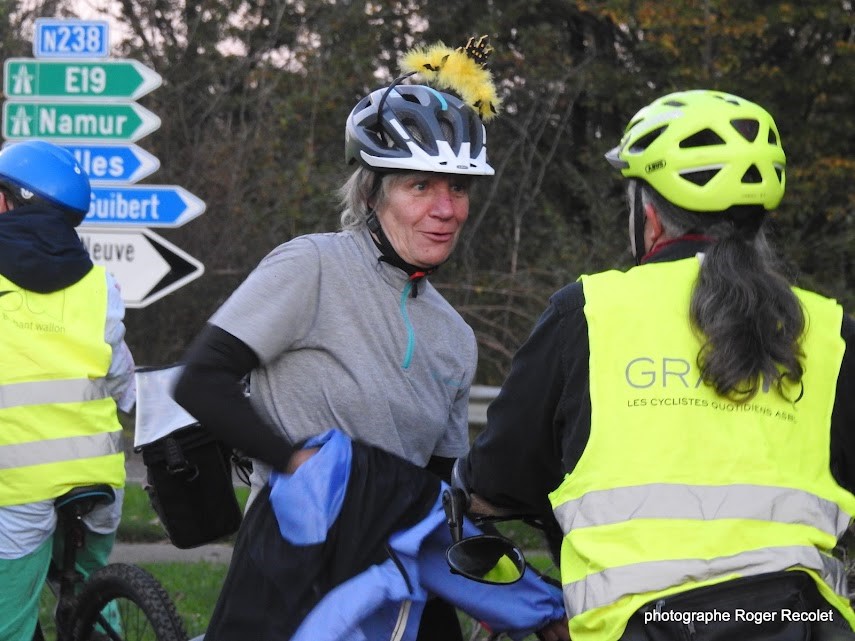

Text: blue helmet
xmin=0 ymin=140 xmax=91 ymax=220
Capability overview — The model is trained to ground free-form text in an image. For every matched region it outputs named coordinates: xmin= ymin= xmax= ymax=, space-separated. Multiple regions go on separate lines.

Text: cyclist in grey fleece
xmin=173 ymin=74 xmax=498 ymax=641
xmin=207 ymin=226 xmax=477 ymax=501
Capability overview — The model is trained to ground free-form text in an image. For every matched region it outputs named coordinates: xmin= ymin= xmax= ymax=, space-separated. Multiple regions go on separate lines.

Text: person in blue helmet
xmin=0 ymin=140 xmax=136 ymax=641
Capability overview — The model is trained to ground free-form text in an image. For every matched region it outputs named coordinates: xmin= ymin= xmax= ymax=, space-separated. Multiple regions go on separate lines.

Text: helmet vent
xmin=679 ymin=129 xmax=725 ymax=148
xmin=680 ymin=168 xmax=720 ymax=186
xmin=714 ymin=95 xmax=741 ymax=106
xmin=629 ymin=126 xmax=667 ymax=153
xmin=401 ymin=118 xmax=423 ymax=144
xmin=730 ymin=118 xmax=760 ymax=142
xmin=625 ymin=116 xmax=644 ymax=131
xmin=775 ymin=167 xmax=784 ymax=182
xmin=439 ymin=119 xmax=455 ymax=145
xmin=663 ymin=100 xmax=686 ymax=107
xmin=741 ymin=165 xmax=763 ymax=184
xmin=768 ymin=129 xmax=778 ymax=145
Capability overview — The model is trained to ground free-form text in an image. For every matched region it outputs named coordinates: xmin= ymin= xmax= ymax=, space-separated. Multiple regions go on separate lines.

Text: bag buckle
xmin=164 ymin=436 xmax=199 ymax=481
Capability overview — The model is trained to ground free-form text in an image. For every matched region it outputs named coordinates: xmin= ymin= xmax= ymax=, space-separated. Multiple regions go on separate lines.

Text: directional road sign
xmin=4 ymin=59 xmax=162 ymax=101
xmin=85 ymin=185 xmax=206 ymax=228
xmin=59 ymin=143 xmax=160 ymax=184
xmin=34 ymin=19 xmax=110 ymax=59
xmin=2 ymin=100 xmax=161 ymax=142
xmin=78 ymin=228 xmax=204 ymax=308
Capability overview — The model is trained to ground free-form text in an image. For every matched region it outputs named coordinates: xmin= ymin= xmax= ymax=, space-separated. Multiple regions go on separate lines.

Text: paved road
xmin=110 ymin=541 xmax=233 ymax=564
xmin=125 ymin=446 xmax=146 ymax=484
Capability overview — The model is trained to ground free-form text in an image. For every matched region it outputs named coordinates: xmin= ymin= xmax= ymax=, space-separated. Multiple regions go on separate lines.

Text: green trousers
xmin=0 ymin=527 xmax=116 ymax=641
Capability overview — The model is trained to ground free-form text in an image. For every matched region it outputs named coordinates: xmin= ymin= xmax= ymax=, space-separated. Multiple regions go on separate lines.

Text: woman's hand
xmin=537 ymin=618 xmax=570 ymax=641
xmin=469 ymin=493 xmax=523 ymax=518
xmin=285 ymin=447 xmax=320 ymax=473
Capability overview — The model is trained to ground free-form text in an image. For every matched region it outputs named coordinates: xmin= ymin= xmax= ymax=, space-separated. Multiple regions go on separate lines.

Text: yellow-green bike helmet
xmin=605 ymin=90 xmax=786 ymax=212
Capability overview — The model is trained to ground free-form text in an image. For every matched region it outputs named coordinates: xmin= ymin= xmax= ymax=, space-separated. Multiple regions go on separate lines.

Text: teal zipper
xmin=399 ymin=281 xmax=415 ymax=369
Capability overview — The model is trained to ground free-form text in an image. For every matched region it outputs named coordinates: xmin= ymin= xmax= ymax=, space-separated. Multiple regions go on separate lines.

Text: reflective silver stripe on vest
xmin=0 ymin=378 xmax=111 ymax=410
xmin=562 ymin=545 xmax=847 ymax=615
xmin=553 ymin=483 xmax=852 ymax=540
xmin=0 ymin=431 xmax=122 ymax=470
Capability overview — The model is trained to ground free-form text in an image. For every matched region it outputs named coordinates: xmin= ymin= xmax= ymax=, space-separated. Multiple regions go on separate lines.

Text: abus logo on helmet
xmin=645 ymin=159 xmax=666 ymax=173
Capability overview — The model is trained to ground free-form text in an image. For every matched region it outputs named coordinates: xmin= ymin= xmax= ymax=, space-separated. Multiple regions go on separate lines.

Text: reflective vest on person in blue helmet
xmin=548 ymin=257 xmax=855 ymax=641
xmin=0 ymin=265 xmax=125 ymax=506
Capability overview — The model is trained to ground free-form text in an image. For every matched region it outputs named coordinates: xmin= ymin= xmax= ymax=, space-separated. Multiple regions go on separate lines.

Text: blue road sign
xmin=60 ymin=143 xmax=160 ymax=183
xmin=84 ymin=185 xmax=206 ymax=228
xmin=34 ymin=19 xmax=110 ymax=59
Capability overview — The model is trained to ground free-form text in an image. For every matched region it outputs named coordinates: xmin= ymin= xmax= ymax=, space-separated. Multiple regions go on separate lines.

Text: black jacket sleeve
xmin=172 ymin=323 xmax=296 ymax=469
xmin=458 ymin=282 xmax=590 ymax=516
xmin=830 ymin=314 xmax=855 ymax=494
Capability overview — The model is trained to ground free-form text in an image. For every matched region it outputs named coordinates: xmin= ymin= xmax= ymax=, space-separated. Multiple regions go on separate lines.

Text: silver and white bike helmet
xmin=345 ymin=83 xmax=494 ymax=176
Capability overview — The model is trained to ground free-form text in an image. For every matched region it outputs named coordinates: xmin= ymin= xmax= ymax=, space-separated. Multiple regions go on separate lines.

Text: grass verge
xmin=140 ymin=562 xmax=229 ymax=638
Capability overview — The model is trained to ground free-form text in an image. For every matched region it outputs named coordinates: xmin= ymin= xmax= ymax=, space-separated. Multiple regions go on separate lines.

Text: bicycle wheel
xmin=70 ymin=563 xmax=187 ymax=641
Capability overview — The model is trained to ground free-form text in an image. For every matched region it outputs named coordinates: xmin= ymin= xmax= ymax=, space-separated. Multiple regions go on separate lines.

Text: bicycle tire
xmin=70 ymin=563 xmax=187 ymax=641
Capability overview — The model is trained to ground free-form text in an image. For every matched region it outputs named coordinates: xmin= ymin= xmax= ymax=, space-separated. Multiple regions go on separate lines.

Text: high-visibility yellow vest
xmin=549 ymin=258 xmax=855 ymax=641
xmin=0 ymin=266 xmax=125 ymax=506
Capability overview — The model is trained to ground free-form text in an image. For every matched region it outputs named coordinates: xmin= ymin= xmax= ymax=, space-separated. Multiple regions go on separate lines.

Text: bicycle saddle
xmin=54 ymin=484 xmax=116 ymax=518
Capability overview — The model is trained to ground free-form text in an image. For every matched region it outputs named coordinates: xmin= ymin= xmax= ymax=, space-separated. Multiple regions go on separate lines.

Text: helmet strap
xmin=376 ymin=71 xmax=417 ymax=130
xmin=629 ymin=181 xmax=647 ymax=265
xmin=366 ymin=210 xmax=436 ymax=298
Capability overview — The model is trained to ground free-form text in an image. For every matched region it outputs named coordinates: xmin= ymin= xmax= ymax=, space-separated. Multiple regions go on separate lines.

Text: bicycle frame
xmin=36 ymin=485 xmax=117 ymax=641
xmin=34 ymin=485 xmax=188 ymax=641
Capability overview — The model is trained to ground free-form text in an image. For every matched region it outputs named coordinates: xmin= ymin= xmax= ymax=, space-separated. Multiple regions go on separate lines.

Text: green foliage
xmin=6 ymin=0 xmax=853 ymax=379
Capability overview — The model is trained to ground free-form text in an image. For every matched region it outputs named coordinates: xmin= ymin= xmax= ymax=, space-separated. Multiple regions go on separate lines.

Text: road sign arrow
xmin=2 ymin=100 xmax=161 ymax=142
xmin=4 ymin=58 xmax=162 ymax=101
xmin=85 ymin=185 xmax=206 ymax=228
xmin=78 ymin=228 xmax=204 ymax=308
xmin=58 ymin=143 xmax=160 ymax=183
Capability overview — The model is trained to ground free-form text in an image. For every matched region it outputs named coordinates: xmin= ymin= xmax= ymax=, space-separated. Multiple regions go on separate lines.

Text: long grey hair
xmin=639 ymin=183 xmax=805 ymax=402
xmin=339 ymin=166 xmax=402 ymax=230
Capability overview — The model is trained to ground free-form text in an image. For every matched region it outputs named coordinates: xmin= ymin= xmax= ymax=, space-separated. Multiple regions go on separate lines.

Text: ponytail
xmin=641 ymin=185 xmax=805 ymax=402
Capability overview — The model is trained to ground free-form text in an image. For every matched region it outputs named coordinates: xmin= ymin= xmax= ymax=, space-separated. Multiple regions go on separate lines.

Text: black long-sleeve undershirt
xmin=460 ymin=241 xmax=855 ymax=517
xmin=172 ymin=323 xmax=458 ymax=481
xmin=172 ymin=323 xmax=297 ymax=469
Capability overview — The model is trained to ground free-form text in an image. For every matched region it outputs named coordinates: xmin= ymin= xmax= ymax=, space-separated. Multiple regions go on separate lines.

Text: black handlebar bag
xmin=138 ymin=423 xmax=242 ymax=548
xmin=134 ymin=365 xmax=243 ymax=549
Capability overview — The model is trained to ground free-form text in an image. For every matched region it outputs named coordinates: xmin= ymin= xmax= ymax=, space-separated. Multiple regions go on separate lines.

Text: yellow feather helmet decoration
xmin=400 ymin=35 xmax=501 ymax=122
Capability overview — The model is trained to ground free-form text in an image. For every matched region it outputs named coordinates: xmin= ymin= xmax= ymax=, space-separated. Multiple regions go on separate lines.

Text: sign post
xmin=4 ymin=58 xmax=162 ymax=101
xmin=88 ymin=185 xmax=207 ymax=228
xmin=1 ymin=18 xmax=207 ymax=308
xmin=61 ymin=143 xmax=160 ymax=183
xmin=3 ymin=100 xmax=161 ymax=141
xmin=33 ymin=19 xmax=110 ymax=59
xmin=78 ymin=228 xmax=204 ymax=308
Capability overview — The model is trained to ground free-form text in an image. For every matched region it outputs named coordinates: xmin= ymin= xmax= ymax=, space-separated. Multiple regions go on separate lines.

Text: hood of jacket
xmin=0 ymin=205 xmax=93 ymax=293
